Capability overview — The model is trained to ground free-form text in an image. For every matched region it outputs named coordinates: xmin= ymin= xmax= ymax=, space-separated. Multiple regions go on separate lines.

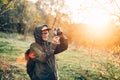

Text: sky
xmin=65 ymin=0 xmax=120 ymax=23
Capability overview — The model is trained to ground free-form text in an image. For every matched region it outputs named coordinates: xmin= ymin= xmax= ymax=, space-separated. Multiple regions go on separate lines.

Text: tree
xmin=0 ymin=0 xmax=15 ymax=32
xmin=0 ymin=0 xmax=14 ymax=16
xmin=36 ymin=0 xmax=71 ymax=28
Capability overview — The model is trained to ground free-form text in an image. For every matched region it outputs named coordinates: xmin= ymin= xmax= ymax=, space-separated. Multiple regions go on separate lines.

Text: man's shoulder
xmin=30 ymin=42 xmax=37 ymax=47
xmin=30 ymin=42 xmax=35 ymax=45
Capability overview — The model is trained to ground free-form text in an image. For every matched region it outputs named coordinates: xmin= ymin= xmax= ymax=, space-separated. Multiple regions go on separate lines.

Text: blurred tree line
xmin=0 ymin=0 xmax=42 ymax=34
xmin=0 ymin=0 xmax=71 ymax=39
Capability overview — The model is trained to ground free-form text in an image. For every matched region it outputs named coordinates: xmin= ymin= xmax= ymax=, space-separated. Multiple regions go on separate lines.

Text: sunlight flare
xmin=85 ymin=10 xmax=110 ymax=38
xmin=65 ymin=0 xmax=111 ymax=39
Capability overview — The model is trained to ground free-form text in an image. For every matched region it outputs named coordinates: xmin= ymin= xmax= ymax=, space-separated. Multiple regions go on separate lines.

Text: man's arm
xmin=30 ymin=43 xmax=46 ymax=62
xmin=54 ymin=34 xmax=68 ymax=54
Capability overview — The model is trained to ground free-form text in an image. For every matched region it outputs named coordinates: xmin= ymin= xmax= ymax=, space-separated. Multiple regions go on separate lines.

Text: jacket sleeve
xmin=30 ymin=43 xmax=46 ymax=63
xmin=54 ymin=34 xmax=68 ymax=54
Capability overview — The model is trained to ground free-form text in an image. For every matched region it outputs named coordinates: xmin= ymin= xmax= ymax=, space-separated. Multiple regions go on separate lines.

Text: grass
xmin=0 ymin=32 xmax=31 ymax=80
xmin=56 ymin=48 xmax=106 ymax=80
xmin=0 ymin=32 xmax=120 ymax=80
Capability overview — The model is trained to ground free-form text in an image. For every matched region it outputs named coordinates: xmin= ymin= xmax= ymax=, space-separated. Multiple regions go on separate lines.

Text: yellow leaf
xmin=3 ymin=0 xmax=8 ymax=4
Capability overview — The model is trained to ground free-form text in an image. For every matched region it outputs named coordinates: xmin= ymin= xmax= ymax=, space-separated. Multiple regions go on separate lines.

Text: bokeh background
xmin=0 ymin=0 xmax=120 ymax=80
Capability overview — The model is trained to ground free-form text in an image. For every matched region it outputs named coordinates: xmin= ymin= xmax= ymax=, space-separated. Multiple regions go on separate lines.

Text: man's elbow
xmin=64 ymin=43 xmax=68 ymax=50
xmin=63 ymin=41 xmax=68 ymax=51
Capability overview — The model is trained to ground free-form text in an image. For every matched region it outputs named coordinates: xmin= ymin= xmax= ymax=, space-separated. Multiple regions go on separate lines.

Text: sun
xmin=85 ymin=10 xmax=110 ymax=32
xmin=83 ymin=9 xmax=111 ymax=39
xmin=65 ymin=0 xmax=111 ymax=39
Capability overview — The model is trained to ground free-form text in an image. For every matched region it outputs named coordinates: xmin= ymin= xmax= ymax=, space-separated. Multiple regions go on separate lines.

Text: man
xmin=26 ymin=24 xmax=68 ymax=80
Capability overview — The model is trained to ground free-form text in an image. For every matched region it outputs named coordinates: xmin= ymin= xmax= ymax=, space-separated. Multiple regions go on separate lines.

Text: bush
xmin=87 ymin=60 xmax=120 ymax=80
xmin=0 ymin=65 xmax=29 ymax=80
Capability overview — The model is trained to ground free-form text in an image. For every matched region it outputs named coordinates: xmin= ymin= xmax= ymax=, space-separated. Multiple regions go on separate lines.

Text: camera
xmin=54 ymin=27 xmax=62 ymax=36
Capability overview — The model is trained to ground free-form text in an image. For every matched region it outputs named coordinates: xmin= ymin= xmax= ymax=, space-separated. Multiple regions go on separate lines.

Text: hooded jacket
xmin=27 ymin=24 xmax=68 ymax=80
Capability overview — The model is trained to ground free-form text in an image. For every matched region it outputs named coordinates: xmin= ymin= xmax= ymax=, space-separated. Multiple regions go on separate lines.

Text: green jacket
xmin=27 ymin=35 xmax=68 ymax=80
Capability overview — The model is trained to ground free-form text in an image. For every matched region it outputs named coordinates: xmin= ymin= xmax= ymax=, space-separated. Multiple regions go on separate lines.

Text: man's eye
xmin=42 ymin=33 xmax=47 ymax=34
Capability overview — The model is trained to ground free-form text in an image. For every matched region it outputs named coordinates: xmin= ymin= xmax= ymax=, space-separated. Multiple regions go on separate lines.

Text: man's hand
xmin=51 ymin=36 xmax=60 ymax=45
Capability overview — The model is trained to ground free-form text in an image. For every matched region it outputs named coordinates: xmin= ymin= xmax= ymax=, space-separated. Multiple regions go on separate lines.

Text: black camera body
xmin=54 ymin=27 xmax=62 ymax=36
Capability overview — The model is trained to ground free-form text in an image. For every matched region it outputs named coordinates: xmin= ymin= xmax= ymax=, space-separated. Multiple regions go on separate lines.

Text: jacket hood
xmin=34 ymin=24 xmax=49 ymax=45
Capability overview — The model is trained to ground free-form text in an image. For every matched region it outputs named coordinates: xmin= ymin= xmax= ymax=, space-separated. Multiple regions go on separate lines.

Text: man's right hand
xmin=51 ymin=36 xmax=60 ymax=45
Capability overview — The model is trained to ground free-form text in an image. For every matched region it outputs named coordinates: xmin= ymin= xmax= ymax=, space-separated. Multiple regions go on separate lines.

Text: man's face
xmin=41 ymin=30 xmax=49 ymax=41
